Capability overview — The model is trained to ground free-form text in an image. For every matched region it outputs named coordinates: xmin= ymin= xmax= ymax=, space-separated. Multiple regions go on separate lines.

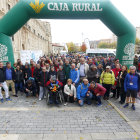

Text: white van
xmin=86 ymin=49 xmax=116 ymax=57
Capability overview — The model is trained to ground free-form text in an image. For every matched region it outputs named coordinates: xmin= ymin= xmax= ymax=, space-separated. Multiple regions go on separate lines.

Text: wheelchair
xmin=46 ymin=89 xmax=65 ymax=105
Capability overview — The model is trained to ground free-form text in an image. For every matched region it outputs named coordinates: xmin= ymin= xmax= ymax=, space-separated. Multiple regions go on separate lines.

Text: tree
xmin=75 ymin=46 xmax=81 ymax=52
xmin=66 ymin=42 xmax=75 ymax=52
xmin=81 ymin=44 xmax=87 ymax=52
xmin=109 ymin=42 xmax=117 ymax=49
xmin=97 ymin=42 xmax=108 ymax=48
xmin=136 ymin=37 xmax=140 ymax=45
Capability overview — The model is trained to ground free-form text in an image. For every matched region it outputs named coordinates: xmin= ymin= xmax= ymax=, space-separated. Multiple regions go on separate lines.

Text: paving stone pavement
xmin=0 ymin=92 xmax=140 ymax=139
xmin=109 ymin=98 xmax=140 ymax=122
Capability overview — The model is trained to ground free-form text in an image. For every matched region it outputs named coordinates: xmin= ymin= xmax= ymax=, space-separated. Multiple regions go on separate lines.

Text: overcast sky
xmin=42 ymin=0 xmax=140 ymax=44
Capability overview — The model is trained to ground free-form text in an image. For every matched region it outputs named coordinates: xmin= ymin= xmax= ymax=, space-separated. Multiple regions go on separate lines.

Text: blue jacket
xmin=4 ymin=66 xmax=15 ymax=80
xmin=77 ymin=83 xmax=90 ymax=100
xmin=69 ymin=68 xmax=80 ymax=84
xmin=124 ymin=73 xmax=140 ymax=92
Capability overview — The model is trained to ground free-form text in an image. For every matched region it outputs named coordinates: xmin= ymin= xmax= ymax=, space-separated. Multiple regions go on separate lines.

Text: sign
xmin=20 ymin=50 xmax=42 ymax=65
xmin=29 ymin=0 xmax=45 ymax=13
xmin=0 ymin=44 xmax=9 ymax=65
xmin=122 ymin=43 xmax=135 ymax=65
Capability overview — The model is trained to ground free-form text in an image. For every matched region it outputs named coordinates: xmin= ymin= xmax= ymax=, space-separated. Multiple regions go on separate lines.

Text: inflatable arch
xmin=0 ymin=0 xmax=136 ymax=67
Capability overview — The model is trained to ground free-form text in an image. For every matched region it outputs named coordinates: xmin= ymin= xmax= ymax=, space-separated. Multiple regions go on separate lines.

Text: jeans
xmin=39 ymin=86 xmax=47 ymax=99
xmin=79 ymin=93 xmax=92 ymax=106
xmin=15 ymin=83 xmax=22 ymax=94
xmin=75 ymin=81 xmax=80 ymax=89
xmin=91 ymin=94 xmax=102 ymax=104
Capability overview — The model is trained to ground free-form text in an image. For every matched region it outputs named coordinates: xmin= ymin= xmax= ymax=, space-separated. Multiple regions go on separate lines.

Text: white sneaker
xmin=64 ymin=102 xmax=68 ymax=106
xmin=39 ymin=98 xmax=41 ymax=101
xmin=44 ymin=96 xmax=46 ymax=99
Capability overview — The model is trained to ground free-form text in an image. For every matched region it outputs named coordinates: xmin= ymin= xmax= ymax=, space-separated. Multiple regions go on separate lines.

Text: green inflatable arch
xmin=0 ymin=0 xmax=136 ymax=68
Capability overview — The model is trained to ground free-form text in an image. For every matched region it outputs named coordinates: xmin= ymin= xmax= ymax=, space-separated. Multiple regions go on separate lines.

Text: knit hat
xmin=51 ymin=75 xmax=56 ymax=81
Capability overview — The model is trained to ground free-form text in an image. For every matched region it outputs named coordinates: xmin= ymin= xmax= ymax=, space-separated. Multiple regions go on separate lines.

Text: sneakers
xmin=26 ymin=94 xmax=29 ymax=97
xmin=132 ymin=104 xmax=135 ymax=110
xmin=39 ymin=98 xmax=41 ymax=101
xmin=6 ymin=98 xmax=11 ymax=101
xmin=96 ymin=103 xmax=102 ymax=107
xmin=55 ymin=100 xmax=59 ymax=104
xmin=1 ymin=98 xmax=4 ymax=103
xmin=13 ymin=95 xmax=18 ymax=97
xmin=64 ymin=102 xmax=68 ymax=106
xmin=86 ymin=102 xmax=91 ymax=105
xmin=49 ymin=100 xmax=53 ymax=104
xmin=44 ymin=96 xmax=46 ymax=99
xmin=123 ymin=103 xmax=129 ymax=108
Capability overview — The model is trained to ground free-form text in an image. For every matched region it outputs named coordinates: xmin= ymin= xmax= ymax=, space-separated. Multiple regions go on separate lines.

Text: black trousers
xmin=49 ymin=91 xmax=59 ymax=101
xmin=113 ymin=87 xmax=120 ymax=98
xmin=102 ymin=84 xmax=112 ymax=98
xmin=64 ymin=94 xmax=74 ymax=103
xmin=35 ymin=81 xmax=39 ymax=95
xmin=120 ymin=87 xmax=126 ymax=103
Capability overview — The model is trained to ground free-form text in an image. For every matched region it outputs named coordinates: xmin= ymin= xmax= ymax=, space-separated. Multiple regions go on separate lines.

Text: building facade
xmin=111 ymin=34 xmax=117 ymax=43
xmin=100 ymin=39 xmax=111 ymax=44
xmin=52 ymin=43 xmax=64 ymax=54
xmin=0 ymin=0 xmax=52 ymax=62
xmin=89 ymin=40 xmax=100 ymax=49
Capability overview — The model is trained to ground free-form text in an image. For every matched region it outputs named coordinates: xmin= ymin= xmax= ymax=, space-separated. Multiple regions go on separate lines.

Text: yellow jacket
xmin=100 ymin=70 xmax=115 ymax=85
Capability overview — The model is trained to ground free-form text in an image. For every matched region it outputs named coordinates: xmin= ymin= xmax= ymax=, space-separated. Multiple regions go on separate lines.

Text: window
xmin=12 ymin=36 xmax=14 ymax=41
xmin=38 ymin=34 xmax=40 ymax=37
xmin=8 ymin=4 xmax=10 ymax=11
xmin=33 ymin=29 xmax=35 ymax=34
xmin=41 ymin=36 xmax=42 ymax=39
xmin=25 ymin=23 xmax=27 ymax=26
xmin=28 ymin=25 xmax=31 ymax=30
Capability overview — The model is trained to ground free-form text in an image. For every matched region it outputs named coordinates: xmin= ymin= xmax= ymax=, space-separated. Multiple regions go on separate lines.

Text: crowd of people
xmin=0 ymin=54 xmax=140 ymax=110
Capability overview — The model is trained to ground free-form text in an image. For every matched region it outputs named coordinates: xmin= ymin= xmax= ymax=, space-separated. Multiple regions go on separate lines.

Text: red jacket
xmin=138 ymin=62 xmax=140 ymax=70
xmin=31 ymin=66 xmax=35 ymax=78
xmin=88 ymin=83 xmax=106 ymax=96
xmin=46 ymin=80 xmax=63 ymax=87
xmin=112 ymin=68 xmax=121 ymax=86
xmin=54 ymin=64 xmax=59 ymax=72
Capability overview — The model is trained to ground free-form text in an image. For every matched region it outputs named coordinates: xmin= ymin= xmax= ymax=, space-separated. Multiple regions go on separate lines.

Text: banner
xmin=20 ymin=50 xmax=42 ymax=65
xmin=64 ymin=44 xmax=68 ymax=52
xmin=84 ymin=38 xmax=90 ymax=49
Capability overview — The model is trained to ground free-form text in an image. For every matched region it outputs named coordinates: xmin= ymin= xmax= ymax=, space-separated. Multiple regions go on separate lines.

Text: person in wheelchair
xmin=46 ymin=75 xmax=63 ymax=104
xmin=64 ymin=79 xmax=76 ymax=106
xmin=24 ymin=78 xmax=37 ymax=97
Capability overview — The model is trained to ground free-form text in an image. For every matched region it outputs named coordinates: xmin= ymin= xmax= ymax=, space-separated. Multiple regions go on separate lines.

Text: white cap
xmin=106 ymin=66 xmax=110 ymax=69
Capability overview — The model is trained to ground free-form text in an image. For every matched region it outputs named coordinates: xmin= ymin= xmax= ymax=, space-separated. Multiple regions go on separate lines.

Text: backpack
xmin=80 ymin=83 xmax=89 ymax=93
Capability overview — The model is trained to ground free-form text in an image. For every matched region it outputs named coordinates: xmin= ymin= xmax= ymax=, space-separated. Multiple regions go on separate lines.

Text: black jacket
xmin=0 ymin=67 xmax=6 ymax=82
xmin=15 ymin=69 xmax=23 ymax=83
xmin=87 ymin=68 xmax=99 ymax=83
xmin=24 ymin=80 xmax=37 ymax=91
xmin=117 ymin=70 xmax=127 ymax=88
xmin=49 ymin=70 xmax=57 ymax=79
xmin=37 ymin=71 xmax=49 ymax=87
xmin=24 ymin=67 xmax=31 ymax=80
xmin=33 ymin=68 xmax=42 ymax=81
xmin=57 ymin=70 xmax=65 ymax=83
xmin=5 ymin=67 xmax=15 ymax=80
